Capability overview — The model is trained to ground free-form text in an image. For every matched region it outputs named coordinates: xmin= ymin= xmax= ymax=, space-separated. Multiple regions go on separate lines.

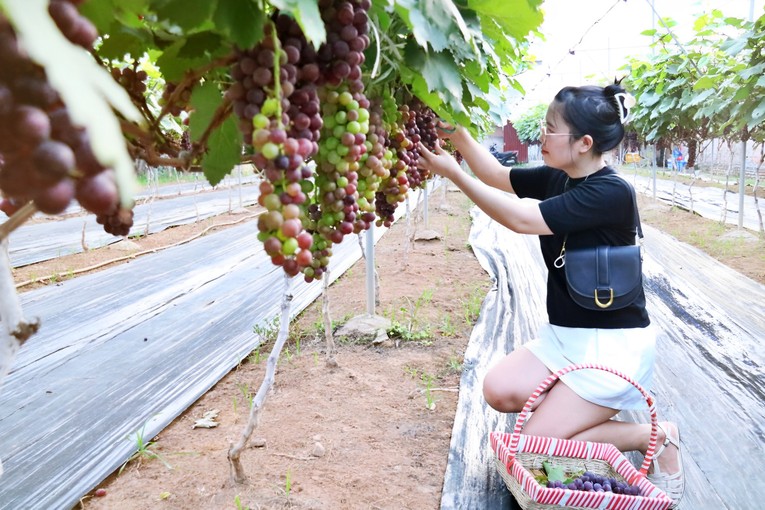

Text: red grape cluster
xmin=274 ymin=14 xmax=322 ymax=153
xmin=395 ymin=105 xmax=428 ymax=189
xmin=301 ymin=0 xmax=372 ymax=282
xmin=111 ymin=65 xmax=148 ymax=98
xmin=160 ymin=82 xmax=192 ymax=118
xmin=229 ymin=19 xmax=321 ymax=278
xmin=0 ymin=16 xmax=133 ymax=236
xmin=48 ymin=0 xmax=98 ymax=50
xmin=316 ymin=0 xmax=370 ymax=91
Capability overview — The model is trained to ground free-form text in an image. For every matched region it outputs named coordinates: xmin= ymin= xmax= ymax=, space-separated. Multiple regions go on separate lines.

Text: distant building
xmin=503 ymin=122 xmax=528 ymax=163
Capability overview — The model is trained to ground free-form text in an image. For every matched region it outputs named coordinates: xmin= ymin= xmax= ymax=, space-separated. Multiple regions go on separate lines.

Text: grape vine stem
xmin=0 ymin=238 xmax=41 ymax=396
xmin=228 ymin=274 xmax=295 ymax=484
xmin=152 ymin=53 xmax=237 ymax=131
xmin=0 ymin=202 xmax=38 ymax=242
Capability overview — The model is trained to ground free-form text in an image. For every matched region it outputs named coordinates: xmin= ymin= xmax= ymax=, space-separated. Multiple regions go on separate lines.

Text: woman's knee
xmin=482 ymin=370 xmax=528 ymax=412
xmin=482 ymin=348 xmax=551 ymax=412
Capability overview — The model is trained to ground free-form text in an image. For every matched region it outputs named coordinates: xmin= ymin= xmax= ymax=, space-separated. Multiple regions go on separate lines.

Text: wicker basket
xmin=490 ymin=363 xmax=674 ymax=510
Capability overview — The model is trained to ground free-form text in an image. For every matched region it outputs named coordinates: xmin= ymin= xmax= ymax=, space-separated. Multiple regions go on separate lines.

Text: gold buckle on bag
xmin=594 ymin=288 xmax=614 ymax=309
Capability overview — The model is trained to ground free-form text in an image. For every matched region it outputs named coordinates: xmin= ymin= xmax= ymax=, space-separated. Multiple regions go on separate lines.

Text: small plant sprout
xmin=238 ymin=383 xmax=254 ymax=408
xmin=462 ymin=286 xmax=484 ymax=326
xmin=119 ymin=425 xmax=172 ymax=474
xmin=284 ymin=468 xmax=293 ymax=497
xmin=252 ymin=316 xmax=280 ymax=344
xmin=313 ymin=352 xmax=319 ymax=366
xmin=447 ymin=354 xmax=463 ymax=374
xmin=439 ymin=314 xmax=457 ymax=337
xmin=422 ymin=372 xmax=437 ymax=411
xmin=234 ymin=494 xmax=250 ymax=510
xmin=403 ymin=364 xmax=419 ymax=379
xmin=247 ymin=348 xmax=262 ymax=365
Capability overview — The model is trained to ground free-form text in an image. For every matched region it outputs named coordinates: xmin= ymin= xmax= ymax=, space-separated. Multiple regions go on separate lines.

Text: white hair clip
xmin=613 ymin=92 xmax=636 ymax=124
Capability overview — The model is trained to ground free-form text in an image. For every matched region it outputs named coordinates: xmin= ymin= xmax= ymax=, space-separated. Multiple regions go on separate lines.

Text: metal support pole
xmin=651 ymin=144 xmax=657 ymax=200
xmin=365 ymin=224 xmax=375 ymax=316
xmin=423 ymin=184 xmax=429 ymax=229
xmin=739 ymin=141 xmax=747 ymax=229
xmin=237 ymin=165 xmax=243 ymax=209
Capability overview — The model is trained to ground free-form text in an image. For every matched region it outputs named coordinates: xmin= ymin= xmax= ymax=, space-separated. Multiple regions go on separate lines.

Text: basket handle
xmin=507 ymin=363 xmax=658 ymax=476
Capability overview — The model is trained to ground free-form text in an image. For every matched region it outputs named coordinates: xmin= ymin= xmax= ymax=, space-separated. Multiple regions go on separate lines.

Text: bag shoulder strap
xmin=554 ymin=176 xmax=643 ymax=268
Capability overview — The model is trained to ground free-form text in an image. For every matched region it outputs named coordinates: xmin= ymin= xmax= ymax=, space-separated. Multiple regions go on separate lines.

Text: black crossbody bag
xmin=553 ymin=187 xmax=644 ymax=311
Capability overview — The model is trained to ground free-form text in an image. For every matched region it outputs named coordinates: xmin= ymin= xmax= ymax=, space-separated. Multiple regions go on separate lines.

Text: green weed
xmin=446 ymin=354 xmax=463 ymax=374
xmin=461 ymin=286 xmax=484 ymax=326
xmin=119 ymin=425 xmax=172 ymax=474
xmin=252 ymin=317 xmax=280 ymax=344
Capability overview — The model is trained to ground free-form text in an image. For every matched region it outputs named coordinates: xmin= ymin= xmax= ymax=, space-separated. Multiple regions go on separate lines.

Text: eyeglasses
xmin=540 ymin=122 xmax=576 ymax=141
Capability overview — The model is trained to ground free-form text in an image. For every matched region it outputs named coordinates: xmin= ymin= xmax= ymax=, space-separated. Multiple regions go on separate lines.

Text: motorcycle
xmin=489 ymin=143 xmax=518 ymax=167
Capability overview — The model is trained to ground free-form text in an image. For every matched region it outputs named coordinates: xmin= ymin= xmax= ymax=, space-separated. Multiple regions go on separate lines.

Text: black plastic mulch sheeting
xmin=8 ymin=181 xmax=261 ymax=268
xmin=0 ymin=183 xmax=436 ymax=510
xmin=440 ymin=208 xmax=765 ymax=510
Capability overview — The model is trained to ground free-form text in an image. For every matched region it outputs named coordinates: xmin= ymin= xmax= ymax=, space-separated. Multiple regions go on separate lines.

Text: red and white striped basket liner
xmin=489 ymin=363 xmax=674 ymax=510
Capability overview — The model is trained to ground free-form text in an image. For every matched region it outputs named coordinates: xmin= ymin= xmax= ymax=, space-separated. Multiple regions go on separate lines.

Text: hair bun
xmin=604 ymin=80 xmax=635 ymax=125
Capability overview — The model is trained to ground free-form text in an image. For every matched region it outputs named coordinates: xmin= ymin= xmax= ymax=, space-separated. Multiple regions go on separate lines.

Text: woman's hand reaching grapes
xmin=435 ymin=120 xmax=456 ymax=135
xmin=417 ymin=141 xmax=462 ymax=180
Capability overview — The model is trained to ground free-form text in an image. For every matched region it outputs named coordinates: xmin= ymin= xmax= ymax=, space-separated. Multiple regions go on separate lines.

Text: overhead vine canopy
xmin=0 ymin=0 xmax=544 ymax=285
xmin=55 ymin=0 xmax=545 ymax=184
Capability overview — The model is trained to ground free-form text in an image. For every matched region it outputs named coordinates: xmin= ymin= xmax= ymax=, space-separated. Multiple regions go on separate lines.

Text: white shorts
xmin=524 ymin=323 xmax=657 ymax=410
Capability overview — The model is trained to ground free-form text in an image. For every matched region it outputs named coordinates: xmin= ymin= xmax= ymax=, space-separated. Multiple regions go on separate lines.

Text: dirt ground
xmin=40 ymin=184 xmax=487 ymax=510
xmin=8 ymin=179 xmax=764 ymax=510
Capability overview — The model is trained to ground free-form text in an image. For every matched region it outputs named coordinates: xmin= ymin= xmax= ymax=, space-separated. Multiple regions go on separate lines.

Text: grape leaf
xmin=156 ymin=33 xmax=228 ymax=82
xmin=542 ymin=460 xmax=566 ymax=482
xmin=467 ymin=0 xmax=543 ymax=41
xmin=393 ymin=0 xmax=453 ymax=52
xmin=420 ymin=52 xmax=463 ymax=105
xmin=189 ymin=81 xmax=223 ymax=142
xmin=213 ymin=0 xmax=265 ymax=49
xmin=97 ymin=23 xmax=155 ymax=61
xmin=78 ymin=0 xmax=116 ymax=33
xmin=80 ymin=0 xmax=149 ymax=32
xmin=177 ymin=32 xmax=225 ymax=59
xmin=267 ymin=0 xmax=325 ymax=46
xmin=150 ymin=0 xmax=217 ymax=32
xmin=203 ymin=117 xmax=242 ymax=186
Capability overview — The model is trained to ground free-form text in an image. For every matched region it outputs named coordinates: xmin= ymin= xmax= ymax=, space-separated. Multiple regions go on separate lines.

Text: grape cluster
xmin=48 ymin=0 xmax=98 ymax=50
xmin=546 ymin=471 xmax=642 ymax=496
xmin=353 ymin=100 xmax=391 ymax=233
xmin=392 ymin=106 xmax=424 ymax=189
xmin=0 ymin=17 xmax=133 ymax=236
xmin=111 ymin=65 xmax=148 ymax=98
xmin=412 ymin=101 xmax=438 ymax=153
xmin=229 ymin=19 xmax=321 ymax=278
xmin=160 ymin=82 xmax=193 ymax=118
xmin=316 ymin=0 xmax=370 ymax=91
xmin=293 ymin=0 xmax=372 ymax=282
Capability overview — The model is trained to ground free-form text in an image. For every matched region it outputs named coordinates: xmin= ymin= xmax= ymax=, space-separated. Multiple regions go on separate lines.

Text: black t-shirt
xmin=510 ymin=165 xmax=650 ymax=329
